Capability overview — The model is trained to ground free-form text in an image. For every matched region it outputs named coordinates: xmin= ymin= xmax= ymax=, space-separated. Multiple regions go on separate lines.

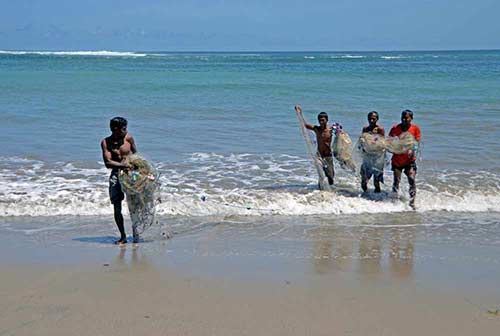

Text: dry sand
xmin=1 ymin=255 xmax=499 ymax=336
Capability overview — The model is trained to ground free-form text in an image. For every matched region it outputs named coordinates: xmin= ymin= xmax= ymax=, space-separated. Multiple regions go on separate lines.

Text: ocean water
xmin=0 ymin=50 xmax=499 ymax=222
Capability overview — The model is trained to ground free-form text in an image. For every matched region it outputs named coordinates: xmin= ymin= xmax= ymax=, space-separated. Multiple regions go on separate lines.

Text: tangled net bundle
xmin=119 ymin=154 xmax=161 ymax=234
xmin=384 ymin=132 xmax=418 ymax=154
xmin=357 ymin=133 xmax=386 ymax=176
xmin=332 ymin=131 xmax=357 ymax=172
xmin=358 ymin=132 xmax=417 ymax=155
xmin=358 ymin=133 xmax=386 ymax=154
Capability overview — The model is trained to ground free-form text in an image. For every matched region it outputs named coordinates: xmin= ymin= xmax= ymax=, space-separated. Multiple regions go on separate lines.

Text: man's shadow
xmin=72 ymin=236 xmax=118 ymax=245
xmin=72 ymin=235 xmax=157 ymax=245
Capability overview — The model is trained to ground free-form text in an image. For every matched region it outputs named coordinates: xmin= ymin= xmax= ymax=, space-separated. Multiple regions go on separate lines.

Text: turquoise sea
xmin=0 ymin=50 xmax=499 ymax=261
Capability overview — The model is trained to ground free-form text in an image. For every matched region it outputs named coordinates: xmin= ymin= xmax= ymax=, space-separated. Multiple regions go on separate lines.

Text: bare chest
xmin=316 ymin=128 xmax=332 ymax=143
xmin=107 ymin=137 xmax=132 ymax=159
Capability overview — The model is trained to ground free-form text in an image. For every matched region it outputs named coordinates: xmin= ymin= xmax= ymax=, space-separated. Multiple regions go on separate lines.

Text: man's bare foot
xmin=409 ymin=198 xmax=416 ymax=210
xmin=114 ymin=238 xmax=127 ymax=245
xmin=161 ymin=230 xmax=173 ymax=239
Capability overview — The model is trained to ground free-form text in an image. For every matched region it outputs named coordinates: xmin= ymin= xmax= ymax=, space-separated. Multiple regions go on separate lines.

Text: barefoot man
xmin=389 ymin=109 xmax=421 ymax=209
xmin=101 ymin=117 xmax=137 ymax=244
xmin=360 ymin=111 xmax=385 ymax=193
xmin=295 ymin=105 xmax=335 ymax=185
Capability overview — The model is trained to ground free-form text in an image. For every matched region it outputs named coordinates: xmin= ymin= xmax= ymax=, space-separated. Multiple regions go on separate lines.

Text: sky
xmin=1 ymin=0 xmax=499 ymax=51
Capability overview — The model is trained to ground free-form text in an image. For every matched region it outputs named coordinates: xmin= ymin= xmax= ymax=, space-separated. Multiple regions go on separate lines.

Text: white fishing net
xmin=384 ymin=132 xmax=418 ymax=154
xmin=358 ymin=132 xmax=417 ymax=154
xmin=332 ymin=131 xmax=357 ymax=172
xmin=295 ymin=111 xmax=332 ymax=191
xmin=356 ymin=132 xmax=419 ymax=177
xmin=119 ymin=154 xmax=161 ymax=236
xmin=357 ymin=133 xmax=387 ymax=177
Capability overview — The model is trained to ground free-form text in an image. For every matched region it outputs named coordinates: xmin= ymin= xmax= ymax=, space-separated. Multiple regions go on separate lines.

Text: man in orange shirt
xmin=389 ymin=110 xmax=421 ymax=209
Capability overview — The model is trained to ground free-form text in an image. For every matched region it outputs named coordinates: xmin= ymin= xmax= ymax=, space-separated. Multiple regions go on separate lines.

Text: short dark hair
xmin=401 ymin=109 xmax=413 ymax=119
xmin=110 ymin=117 xmax=128 ymax=130
xmin=368 ymin=111 xmax=379 ymax=120
xmin=317 ymin=112 xmax=328 ymax=121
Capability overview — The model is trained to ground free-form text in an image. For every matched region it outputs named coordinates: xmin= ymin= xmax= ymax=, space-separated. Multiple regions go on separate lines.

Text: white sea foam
xmin=381 ymin=55 xmax=403 ymax=60
xmin=337 ymin=55 xmax=365 ymax=59
xmin=0 ymin=50 xmax=147 ymax=57
xmin=0 ymin=154 xmax=499 ymax=217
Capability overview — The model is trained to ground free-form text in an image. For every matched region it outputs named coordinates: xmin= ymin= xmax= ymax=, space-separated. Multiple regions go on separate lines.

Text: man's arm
xmin=410 ymin=126 xmax=422 ymax=160
xmin=414 ymin=126 xmax=421 ymax=142
xmin=295 ymin=105 xmax=315 ymax=130
xmin=101 ymin=139 xmax=128 ymax=169
xmin=127 ymin=134 xmax=137 ymax=154
xmin=378 ymin=126 xmax=385 ymax=136
xmin=388 ymin=125 xmax=397 ymax=137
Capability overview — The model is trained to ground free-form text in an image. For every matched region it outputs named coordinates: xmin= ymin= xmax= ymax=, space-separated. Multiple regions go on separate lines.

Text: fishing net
xmin=357 ymin=133 xmax=386 ymax=178
xmin=295 ymin=111 xmax=332 ymax=191
xmin=332 ymin=131 xmax=357 ymax=172
xmin=358 ymin=132 xmax=417 ymax=154
xmin=384 ymin=132 xmax=418 ymax=154
xmin=119 ymin=154 xmax=161 ymax=237
xmin=358 ymin=133 xmax=386 ymax=154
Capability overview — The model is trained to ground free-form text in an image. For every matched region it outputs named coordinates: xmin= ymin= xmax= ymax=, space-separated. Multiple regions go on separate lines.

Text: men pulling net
xmin=357 ymin=131 xmax=419 ymax=194
xmin=119 ymin=154 xmax=161 ymax=241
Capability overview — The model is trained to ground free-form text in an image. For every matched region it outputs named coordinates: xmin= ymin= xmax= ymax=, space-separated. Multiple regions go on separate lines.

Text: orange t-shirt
xmin=389 ymin=123 xmax=421 ymax=168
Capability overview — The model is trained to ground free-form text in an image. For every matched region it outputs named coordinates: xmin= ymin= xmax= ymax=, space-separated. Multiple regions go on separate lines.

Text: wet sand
xmin=1 ymin=214 xmax=499 ymax=335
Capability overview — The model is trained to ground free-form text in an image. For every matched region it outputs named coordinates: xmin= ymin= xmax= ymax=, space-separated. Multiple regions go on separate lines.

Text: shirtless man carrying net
xmin=100 ymin=117 xmax=137 ymax=244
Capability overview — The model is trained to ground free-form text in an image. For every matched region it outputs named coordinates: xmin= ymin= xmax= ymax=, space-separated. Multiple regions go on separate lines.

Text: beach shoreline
xmin=1 ymin=214 xmax=499 ymax=335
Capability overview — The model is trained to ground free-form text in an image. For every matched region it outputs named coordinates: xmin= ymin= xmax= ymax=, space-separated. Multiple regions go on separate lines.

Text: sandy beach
xmin=1 ymin=215 xmax=499 ymax=336
xmin=2 ymin=2 xmax=500 ymax=334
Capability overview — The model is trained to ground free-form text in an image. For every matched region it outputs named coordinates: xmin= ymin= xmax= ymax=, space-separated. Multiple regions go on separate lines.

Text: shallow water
xmin=0 ymin=50 xmax=499 ymax=218
xmin=1 ymin=212 xmax=499 ymax=296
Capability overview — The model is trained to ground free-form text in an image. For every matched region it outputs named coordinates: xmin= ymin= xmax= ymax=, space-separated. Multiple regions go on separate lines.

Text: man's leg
xmin=392 ymin=167 xmax=402 ymax=193
xmin=113 ymin=202 xmax=127 ymax=243
xmin=360 ymin=163 xmax=368 ymax=192
xmin=374 ymin=173 xmax=382 ymax=193
xmin=324 ymin=157 xmax=335 ymax=185
xmin=110 ymin=172 xmax=126 ymax=244
xmin=361 ymin=178 xmax=368 ymax=192
xmin=405 ymin=166 xmax=417 ymax=209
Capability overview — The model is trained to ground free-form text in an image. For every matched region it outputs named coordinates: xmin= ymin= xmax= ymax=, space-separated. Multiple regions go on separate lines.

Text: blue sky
xmin=1 ymin=0 xmax=499 ymax=51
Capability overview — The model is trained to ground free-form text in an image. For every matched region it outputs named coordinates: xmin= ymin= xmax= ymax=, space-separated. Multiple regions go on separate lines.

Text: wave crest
xmin=0 ymin=50 xmax=147 ymax=57
xmin=0 ymin=154 xmax=499 ymax=217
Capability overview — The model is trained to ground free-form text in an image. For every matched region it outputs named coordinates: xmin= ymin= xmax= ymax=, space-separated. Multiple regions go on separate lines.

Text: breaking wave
xmin=0 ymin=50 xmax=147 ymax=57
xmin=0 ymin=154 xmax=499 ymax=217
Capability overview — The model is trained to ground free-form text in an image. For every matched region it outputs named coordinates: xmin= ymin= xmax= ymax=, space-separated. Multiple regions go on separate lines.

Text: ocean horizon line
xmin=1 ymin=48 xmax=499 ymax=54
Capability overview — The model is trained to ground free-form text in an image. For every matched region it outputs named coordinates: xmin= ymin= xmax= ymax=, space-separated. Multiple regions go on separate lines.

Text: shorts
xmin=392 ymin=161 xmax=417 ymax=174
xmin=109 ymin=170 xmax=124 ymax=204
xmin=361 ymin=162 xmax=384 ymax=183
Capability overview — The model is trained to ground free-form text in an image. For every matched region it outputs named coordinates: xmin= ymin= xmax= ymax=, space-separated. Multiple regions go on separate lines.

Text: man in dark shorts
xmin=101 ymin=117 xmax=137 ymax=244
xmin=295 ymin=105 xmax=335 ymax=185
xmin=360 ymin=111 xmax=385 ymax=193
xmin=389 ymin=110 xmax=421 ymax=209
